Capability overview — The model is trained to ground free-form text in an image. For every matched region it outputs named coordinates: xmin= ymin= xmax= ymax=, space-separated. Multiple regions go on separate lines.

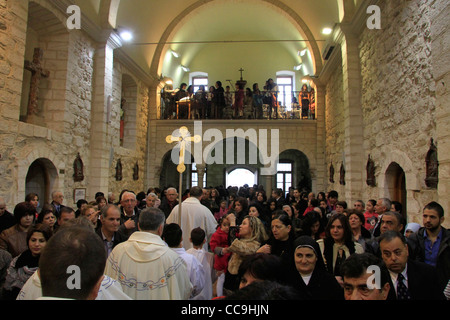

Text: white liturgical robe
xmin=166 ymin=197 xmax=218 ymax=251
xmin=104 ymin=231 xmax=192 ymax=300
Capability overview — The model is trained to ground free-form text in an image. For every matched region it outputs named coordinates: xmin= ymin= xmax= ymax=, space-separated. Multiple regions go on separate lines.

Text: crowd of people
xmin=0 ymin=184 xmax=449 ymax=301
xmin=161 ymin=78 xmax=316 ymax=120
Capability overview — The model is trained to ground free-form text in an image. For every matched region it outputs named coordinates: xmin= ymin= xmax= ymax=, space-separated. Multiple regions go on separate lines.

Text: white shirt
xmin=389 ymin=264 xmax=409 ymax=296
xmin=172 ymin=247 xmax=205 ymax=299
xmin=17 ymin=271 xmax=132 ymax=300
xmin=186 ymin=247 xmax=217 ymax=300
xmin=166 ymin=197 xmax=218 ymax=251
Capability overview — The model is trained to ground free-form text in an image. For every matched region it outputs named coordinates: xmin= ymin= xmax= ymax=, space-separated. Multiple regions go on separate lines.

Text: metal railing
xmin=159 ymin=90 xmax=316 ymax=120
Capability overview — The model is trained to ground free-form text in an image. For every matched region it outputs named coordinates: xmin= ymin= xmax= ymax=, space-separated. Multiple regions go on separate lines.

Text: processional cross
xmin=24 ymin=48 xmax=50 ymax=116
xmin=166 ymin=126 xmax=202 ymax=224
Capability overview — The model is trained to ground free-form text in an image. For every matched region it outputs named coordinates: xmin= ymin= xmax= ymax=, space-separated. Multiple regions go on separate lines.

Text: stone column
xmin=88 ymin=32 xmax=122 ymax=198
xmin=339 ymin=25 xmax=364 ymax=203
xmin=430 ymin=1 xmax=450 ymax=227
xmin=196 ymin=164 xmax=206 ymax=188
xmin=145 ymin=80 xmax=161 ymax=188
xmin=314 ymin=83 xmax=327 ymax=192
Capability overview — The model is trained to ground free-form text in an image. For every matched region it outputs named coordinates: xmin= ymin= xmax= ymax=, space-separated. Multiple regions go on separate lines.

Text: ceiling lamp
xmin=294 ymin=64 xmax=303 ymax=71
xmin=298 ymin=49 xmax=308 ymax=57
xmin=322 ymin=27 xmax=333 ymax=35
xmin=181 ymin=65 xmax=190 ymax=72
xmin=171 ymin=50 xmax=180 ymax=58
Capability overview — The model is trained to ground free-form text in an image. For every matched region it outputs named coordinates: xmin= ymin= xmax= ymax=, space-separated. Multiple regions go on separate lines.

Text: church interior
xmin=0 ymin=0 xmax=448 ymax=227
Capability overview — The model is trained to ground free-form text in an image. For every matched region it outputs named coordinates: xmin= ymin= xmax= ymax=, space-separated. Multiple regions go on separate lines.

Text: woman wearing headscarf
xmin=289 ymin=236 xmax=344 ymax=300
xmin=404 ymin=222 xmax=421 ymax=238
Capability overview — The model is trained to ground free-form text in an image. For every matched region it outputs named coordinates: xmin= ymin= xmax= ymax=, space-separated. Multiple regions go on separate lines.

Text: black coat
xmin=289 ymin=266 xmax=344 ymax=300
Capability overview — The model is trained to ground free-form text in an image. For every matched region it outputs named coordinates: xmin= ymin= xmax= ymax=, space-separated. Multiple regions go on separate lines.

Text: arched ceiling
xmin=76 ymin=0 xmax=341 ymax=86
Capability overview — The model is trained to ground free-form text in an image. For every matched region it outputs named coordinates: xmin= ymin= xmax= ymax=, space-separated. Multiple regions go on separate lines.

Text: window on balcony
xmin=276 ymin=76 xmax=293 ymax=111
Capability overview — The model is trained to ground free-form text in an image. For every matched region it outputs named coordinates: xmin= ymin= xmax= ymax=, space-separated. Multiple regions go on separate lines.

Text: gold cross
xmin=166 ymin=126 xmax=201 ymax=173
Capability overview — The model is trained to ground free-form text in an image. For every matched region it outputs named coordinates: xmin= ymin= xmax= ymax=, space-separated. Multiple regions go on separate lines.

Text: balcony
xmin=159 ymin=90 xmax=316 ymax=121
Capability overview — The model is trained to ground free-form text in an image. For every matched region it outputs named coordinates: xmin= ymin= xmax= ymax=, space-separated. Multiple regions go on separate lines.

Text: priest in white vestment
xmin=166 ymin=186 xmax=218 ymax=251
xmin=104 ymin=207 xmax=192 ymax=300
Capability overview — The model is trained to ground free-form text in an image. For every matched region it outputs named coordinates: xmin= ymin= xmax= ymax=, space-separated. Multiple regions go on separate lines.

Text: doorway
xmin=385 ymin=162 xmax=407 ymax=220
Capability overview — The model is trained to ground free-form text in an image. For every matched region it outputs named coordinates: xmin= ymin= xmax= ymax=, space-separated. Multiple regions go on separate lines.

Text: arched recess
xmin=276 ymin=149 xmax=312 ymax=193
xmin=25 ymin=158 xmax=59 ymax=211
xmin=378 ymin=149 xmax=421 ymax=222
xmin=159 ymin=149 xmax=195 ymax=192
xmin=384 ymin=162 xmax=407 ymax=221
xmin=204 ymin=136 xmax=265 ymax=188
xmin=17 ymin=149 xmax=65 ymax=206
xmin=20 ymin=1 xmax=69 ymax=130
xmin=149 ymin=0 xmax=323 ymax=78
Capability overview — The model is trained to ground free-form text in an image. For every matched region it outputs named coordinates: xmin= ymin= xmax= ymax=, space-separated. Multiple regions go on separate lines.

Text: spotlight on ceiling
xmin=322 ymin=27 xmax=333 ymax=35
xmin=119 ymin=30 xmax=133 ymax=42
xmin=298 ymin=49 xmax=308 ymax=57
xmin=171 ymin=50 xmax=180 ymax=58
xmin=294 ymin=64 xmax=303 ymax=71
xmin=181 ymin=65 xmax=190 ymax=72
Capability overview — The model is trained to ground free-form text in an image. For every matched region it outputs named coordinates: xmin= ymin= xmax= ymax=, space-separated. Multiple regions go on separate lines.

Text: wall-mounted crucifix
xmin=24 ymin=48 xmax=50 ymax=116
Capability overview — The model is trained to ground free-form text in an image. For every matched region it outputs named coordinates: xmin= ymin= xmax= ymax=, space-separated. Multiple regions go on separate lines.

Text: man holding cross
xmin=166 ymin=186 xmax=217 ymax=251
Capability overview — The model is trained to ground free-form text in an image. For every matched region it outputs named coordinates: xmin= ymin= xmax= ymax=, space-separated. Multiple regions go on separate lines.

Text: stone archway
xmin=385 ymin=162 xmax=407 ymax=220
xmin=379 ymin=149 xmax=421 ymax=223
xmin=17 ymin=149 xmax=65 ymax=206
xmin=25 ymin=158 xmax=58 ymax=210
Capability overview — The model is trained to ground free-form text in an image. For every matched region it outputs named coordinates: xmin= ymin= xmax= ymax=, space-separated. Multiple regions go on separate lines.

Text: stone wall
xmin=359 ymin=0 xmax=437 ymax=222
xmin=323 ymin=0 xmax=441 ymax=224
xmin=0 ymin=0 xmax=149 ymax=208
xmin=324 ymin=58 xmax=346 ymax=197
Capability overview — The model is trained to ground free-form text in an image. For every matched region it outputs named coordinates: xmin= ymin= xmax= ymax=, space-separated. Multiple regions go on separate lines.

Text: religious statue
xmin=24 ymin=48 xmax=50 ymax=116
xmin=339 ymin=163 xmax=346 ymax=185
xmin=366 ymin=155 xmax=376 ymax=187
xmin=425 ymin=138 xmax=438 ymax=189
xmin=73 ymin=153 xmax=84 ymax=182
xmin=115 ymin=159 xmax=123 ymax=181
xmin=329 ymin=163 xmax=335 ymax=183
xmin=133 ymin=162 xmax=139 ymax=181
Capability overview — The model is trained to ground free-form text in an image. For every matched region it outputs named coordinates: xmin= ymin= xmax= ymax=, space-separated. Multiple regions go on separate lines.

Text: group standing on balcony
xmin=161 ymin=78 xmax=316 ymax=120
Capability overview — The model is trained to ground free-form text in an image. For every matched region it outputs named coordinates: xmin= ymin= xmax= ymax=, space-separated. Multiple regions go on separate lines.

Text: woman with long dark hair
xmin=316 ymin=214 xmax=364 ymax=286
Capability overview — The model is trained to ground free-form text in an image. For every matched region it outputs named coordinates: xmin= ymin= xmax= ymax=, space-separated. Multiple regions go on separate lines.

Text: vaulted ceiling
xmin=75 ymin=0 xmax=350 ymax=87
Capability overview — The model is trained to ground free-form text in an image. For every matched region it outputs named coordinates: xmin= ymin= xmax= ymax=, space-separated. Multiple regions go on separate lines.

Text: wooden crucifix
xmin=239 ymin=68 xmax=245 ymax=80
xmin=24 ymin=48 xmax=50 ymax=116
xmin=166 ymin=126 xmax=202 ymax=225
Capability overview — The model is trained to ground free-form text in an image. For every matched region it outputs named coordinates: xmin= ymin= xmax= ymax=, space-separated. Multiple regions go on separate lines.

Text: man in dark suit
xmin=271 ymin=188 xmax=285 ymax=210
xmin=379 ymin=230 xmax=445 ymax=300
xmin=50 ymin=191 xmax=66 ymax=219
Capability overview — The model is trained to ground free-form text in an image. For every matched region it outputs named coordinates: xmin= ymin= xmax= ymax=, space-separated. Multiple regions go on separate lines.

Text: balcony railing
xmin=159 ymin=90 xmax=316 ymax=120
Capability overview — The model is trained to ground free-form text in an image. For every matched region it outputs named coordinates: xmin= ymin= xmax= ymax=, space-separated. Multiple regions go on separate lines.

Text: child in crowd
xmin=363 ymin=199 xmax=378 ymax=232
xmin=214 ymin=200 xmax=228 ymax=222
xmin=209 ymin=214 xmax=231 ymax=297
xmin=187 ymin=227 xmax=216 ymax=300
